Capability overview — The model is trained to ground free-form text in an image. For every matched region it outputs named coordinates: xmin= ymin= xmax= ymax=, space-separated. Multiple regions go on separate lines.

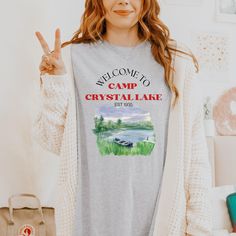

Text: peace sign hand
xmin=35 ymin=28 xmax=67 ymax=76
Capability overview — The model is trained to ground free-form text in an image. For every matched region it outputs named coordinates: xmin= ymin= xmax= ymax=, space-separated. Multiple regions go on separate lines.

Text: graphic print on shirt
xmin=92 ymin=105 xmax=156 ymax=156
xmin=85 ymin=66 xmax=163 ymax=156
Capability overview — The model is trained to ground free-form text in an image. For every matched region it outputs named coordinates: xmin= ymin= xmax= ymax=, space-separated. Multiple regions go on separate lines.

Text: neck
xmin=102 ymin=22 xmax=141 ymax=47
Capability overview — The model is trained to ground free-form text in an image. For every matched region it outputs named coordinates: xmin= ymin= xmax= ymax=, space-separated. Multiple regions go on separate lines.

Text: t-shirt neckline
xmin=100 ymin=39 xmax=148 ymax=50
xmin=98 ymin=39 xmax=150 ymax=62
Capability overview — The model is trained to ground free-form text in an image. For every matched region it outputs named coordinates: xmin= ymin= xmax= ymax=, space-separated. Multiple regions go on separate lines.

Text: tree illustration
xmin=117 ymin=118 xmax=122 ymax=126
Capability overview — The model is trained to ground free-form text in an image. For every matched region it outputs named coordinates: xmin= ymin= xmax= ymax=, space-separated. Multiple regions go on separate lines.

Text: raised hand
xmin=35 ymin=28 xmax=67 ymax=75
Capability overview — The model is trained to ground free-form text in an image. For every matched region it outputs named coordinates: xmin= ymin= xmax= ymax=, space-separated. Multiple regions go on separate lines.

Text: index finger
xmin=35 ymin=31 xmax=51 ymax=55
xmin=54 ymin=28 xmax=61 ymax=56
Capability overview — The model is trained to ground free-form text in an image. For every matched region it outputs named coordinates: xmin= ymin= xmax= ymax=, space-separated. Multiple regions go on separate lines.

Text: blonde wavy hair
xmin=61 ymin=0 xmax=199 ymax=108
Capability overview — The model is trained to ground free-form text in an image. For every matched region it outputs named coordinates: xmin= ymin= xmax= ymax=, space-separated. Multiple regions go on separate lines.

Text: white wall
xmin=159 ymin=0 xmax=236 ymax=103
xmin=0 ymin=0 xmax=235 ymax=207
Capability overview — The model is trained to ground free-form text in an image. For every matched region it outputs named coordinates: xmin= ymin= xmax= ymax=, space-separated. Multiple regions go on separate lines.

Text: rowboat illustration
xmin=113 ymin=137 xmax=133 ymax=147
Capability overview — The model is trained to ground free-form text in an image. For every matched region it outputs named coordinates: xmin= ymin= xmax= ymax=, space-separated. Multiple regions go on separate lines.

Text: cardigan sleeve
xmin=185 ymin=62 xmax=213 ymax=236
xmin=32 ymin=73 xmax=70 ymax=156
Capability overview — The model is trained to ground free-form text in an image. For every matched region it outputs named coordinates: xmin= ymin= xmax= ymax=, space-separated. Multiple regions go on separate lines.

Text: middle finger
xmin=54 ymin=28 xmax=61 ymax=58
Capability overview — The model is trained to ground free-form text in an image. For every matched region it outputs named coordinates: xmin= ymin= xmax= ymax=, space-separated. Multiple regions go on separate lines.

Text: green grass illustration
xmin=96 ymin=135 xmax=155 ymax=156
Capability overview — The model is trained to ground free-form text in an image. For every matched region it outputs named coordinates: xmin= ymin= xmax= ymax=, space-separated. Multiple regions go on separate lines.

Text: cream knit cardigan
xmin=32 ymin=42 xmax=213 ymax=236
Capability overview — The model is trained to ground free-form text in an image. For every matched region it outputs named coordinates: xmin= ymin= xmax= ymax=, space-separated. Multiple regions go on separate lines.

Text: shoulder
xmin=170 ymin=41 xmax=203 ymax=120
xmin=60 ymin=41 xmax=100 ymax=57
xmin=169 ymin=40 xmax=193 ymax=60
xmin=60 ymin=41 xmax=95 ymax=66
xmin=169 ymin=40 xmax=198 ymax=80
xmin=70 ymin=40 xmax=102 ymax=53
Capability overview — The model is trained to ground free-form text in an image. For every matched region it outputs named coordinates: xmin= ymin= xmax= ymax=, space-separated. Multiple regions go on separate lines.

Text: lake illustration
xmin=92 ymin=104 xmax=156 ymax=156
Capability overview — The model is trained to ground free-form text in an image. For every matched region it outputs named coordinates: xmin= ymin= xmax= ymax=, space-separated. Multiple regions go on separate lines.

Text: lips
xmin=114 ymin=10 xmax=133 ymax=16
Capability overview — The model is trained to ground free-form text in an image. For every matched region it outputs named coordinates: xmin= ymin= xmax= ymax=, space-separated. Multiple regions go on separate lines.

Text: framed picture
xmin=163 ymin=0 xmax=203 ymax=6
xmin=216 ymin=0 xmax=236 ymax=23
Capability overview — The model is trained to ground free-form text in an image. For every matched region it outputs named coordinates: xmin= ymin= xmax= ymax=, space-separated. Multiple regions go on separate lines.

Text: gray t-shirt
xmin=71 ymin=39 xmax=172 ymax=236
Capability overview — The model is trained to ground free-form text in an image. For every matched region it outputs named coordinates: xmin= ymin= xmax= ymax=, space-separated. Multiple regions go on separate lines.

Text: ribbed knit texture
xmin=32 ymin=43 xmax=213 ymax=236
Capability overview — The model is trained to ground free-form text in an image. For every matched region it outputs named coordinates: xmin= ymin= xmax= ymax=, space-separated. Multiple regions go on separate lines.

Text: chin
xmin=109 ymin=20 xmax=138 ymax=30
xmin=116 ymin=23 xmax=134 ymax=29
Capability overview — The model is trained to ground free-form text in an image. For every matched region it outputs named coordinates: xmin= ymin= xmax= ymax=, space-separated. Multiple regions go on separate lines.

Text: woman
xmin=33 ymin=0 xmax=213 ymax=235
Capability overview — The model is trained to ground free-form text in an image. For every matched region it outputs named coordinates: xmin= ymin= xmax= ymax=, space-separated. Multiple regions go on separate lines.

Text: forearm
xmin=186 ymin=81 xmax=213 ymax=236
xmin=32 ymin=73 xmax=69 ymax=155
